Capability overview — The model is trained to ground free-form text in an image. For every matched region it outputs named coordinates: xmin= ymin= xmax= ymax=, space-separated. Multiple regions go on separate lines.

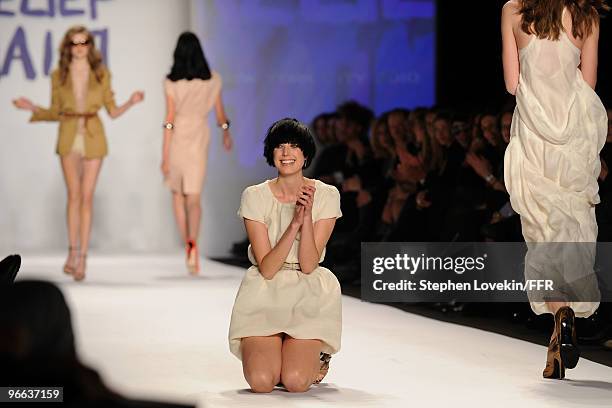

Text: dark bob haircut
xmin=263 ymin=118 xmax=317 ymax=169
xmin=167 ymin=32 xmax=212 ymax=81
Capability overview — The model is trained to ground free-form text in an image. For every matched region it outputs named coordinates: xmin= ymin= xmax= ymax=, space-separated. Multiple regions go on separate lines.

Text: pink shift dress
xmin=164 ymin=71 xmax=222 ymax=194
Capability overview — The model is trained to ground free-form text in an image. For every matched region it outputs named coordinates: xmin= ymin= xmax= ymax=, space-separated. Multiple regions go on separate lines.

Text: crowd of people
xmin=306 ymin=99 xmax=612 ymax=349
xmin=306 ymin=100 xmax=612 ymax=281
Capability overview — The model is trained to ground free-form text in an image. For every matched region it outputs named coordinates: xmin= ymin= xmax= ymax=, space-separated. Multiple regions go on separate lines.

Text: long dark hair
xmin=167 ymin=32 xmax=212 ymax=81
xmin=520 ymin=0 xmax=609 ymax=40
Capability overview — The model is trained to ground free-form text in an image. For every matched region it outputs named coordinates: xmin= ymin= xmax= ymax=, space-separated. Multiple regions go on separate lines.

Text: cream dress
xmin=164 ymin=72 xmax=222 ymax=194
xmin=504 ymin=14 xmax=607 ymax=317
xmin=228 ymin=179 xmax=343 ymax=359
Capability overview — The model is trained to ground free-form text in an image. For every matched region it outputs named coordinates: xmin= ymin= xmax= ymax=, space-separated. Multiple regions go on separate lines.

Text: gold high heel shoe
xmin=543 ymin=331 xmax=564 ymax=379
xmin=543 ymin=306 xmax=579 ymax=379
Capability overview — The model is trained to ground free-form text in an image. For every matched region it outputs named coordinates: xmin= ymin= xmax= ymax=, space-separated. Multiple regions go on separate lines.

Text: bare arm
xmin=108 ymin=93 xmax=143 ymax=118
xmin=103 ymin=70 xmax=143 ymax=119
xmin=214 ymin=92 xmax=233 ymax=151
xmin=580 ymin=18 xmax=600 ymax=89
xmin=299 ymin=218 xmax=336 ymax=274
xmin=108 ymin=100 xmax=134 ymax=119
xmin=160 ymin=90 xmax=175 ymax=176
xmin=502 ymin=2 xmax=520 ymax=95
xmin=245 ymin=215 xmax=301 ymax=280
xmin=214 ymin=92 xmax=229 ymax=125
xmin=16 ymin=71 xmax=61 ymax=121
xmin=297 ymin=186 xmax=337 ymax=274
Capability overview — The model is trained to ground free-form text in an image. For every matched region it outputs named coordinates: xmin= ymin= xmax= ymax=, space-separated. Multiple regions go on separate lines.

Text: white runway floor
xmin=16 ymin=255 xmax=612 ymax=408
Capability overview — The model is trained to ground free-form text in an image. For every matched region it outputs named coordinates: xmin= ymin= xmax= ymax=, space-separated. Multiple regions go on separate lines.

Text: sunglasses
xmin=71 ymin=40 xmax=90 ymax=47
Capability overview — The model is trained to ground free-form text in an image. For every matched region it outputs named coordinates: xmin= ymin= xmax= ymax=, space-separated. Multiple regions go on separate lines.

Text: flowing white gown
xmin=504 ymin=20 xmax=608 ymax=317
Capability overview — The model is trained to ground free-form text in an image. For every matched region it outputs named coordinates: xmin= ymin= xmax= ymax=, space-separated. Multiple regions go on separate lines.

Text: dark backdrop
xmin=436 ymin=0 xmax=612 ymax=110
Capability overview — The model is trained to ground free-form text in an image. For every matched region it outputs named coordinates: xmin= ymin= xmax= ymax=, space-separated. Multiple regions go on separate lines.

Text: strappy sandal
xmin=63 ymin=246 xmax=79 ymax=275
xmin=313 ymin=352 xmax=331 ymax=384
xmin=73 ymin=253 xmax=87 ymax=282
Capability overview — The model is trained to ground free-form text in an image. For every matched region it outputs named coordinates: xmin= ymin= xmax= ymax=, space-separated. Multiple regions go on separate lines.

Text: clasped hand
xmin=291 ymin=185 xmax=316 ymax=228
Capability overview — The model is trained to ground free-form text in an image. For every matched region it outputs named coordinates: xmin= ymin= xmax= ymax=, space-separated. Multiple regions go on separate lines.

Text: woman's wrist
xmin=219 ymin=120 xmax=230 ymax=130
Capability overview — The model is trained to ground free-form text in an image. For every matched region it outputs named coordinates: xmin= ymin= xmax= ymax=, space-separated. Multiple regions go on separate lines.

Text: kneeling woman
xmin=229 ymin=118 xmax=342 ymax=393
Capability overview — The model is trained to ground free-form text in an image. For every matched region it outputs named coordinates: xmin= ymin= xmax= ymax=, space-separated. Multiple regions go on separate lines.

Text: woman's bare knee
xmin=281 ymin=369 xmax=312 ymax=393
xmin=245 ymin=369 xmax=278 ymax=393
xmin=67 ymin=190 xmax=81 ymax=205
xmin=81 ymin=192 xmax=94 ymax=208
xmin=173 ymin=192 xmax=185 ymax=204
xmin=186 ymin=194 xmax=201 ymax=209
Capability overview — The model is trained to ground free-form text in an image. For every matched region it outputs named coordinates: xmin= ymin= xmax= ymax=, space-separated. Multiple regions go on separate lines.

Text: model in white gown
xmin=504 ymin=8 xmax=608 ymax=317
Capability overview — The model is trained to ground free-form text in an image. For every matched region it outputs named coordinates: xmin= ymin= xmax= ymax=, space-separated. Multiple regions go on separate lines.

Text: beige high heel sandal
xmin=73 ymin=253 xmax=87 ymax=282
xmin=63 ymin=246 xmax=79 ymax=275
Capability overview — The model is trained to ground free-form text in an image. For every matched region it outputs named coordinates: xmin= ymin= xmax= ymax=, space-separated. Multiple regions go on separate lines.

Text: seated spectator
xmin=311 ymin=112 xmax=347 ymax=184
xmin=500 ymin=109 xmax=513 ymax=144
xmin=451 ymin=114 xmax=472 ymax=150
xmin=0 ymin=254 xmax=20 ymax=285
xmin=0 ymin=281 xmax=193 ymax=408
xmin=333 ymin=101 xmax=376 ymax=232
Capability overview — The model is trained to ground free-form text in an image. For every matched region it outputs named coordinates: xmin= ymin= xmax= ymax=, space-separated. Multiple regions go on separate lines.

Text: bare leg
xmin=185 ymin=194 xmax=202 ymax=274
xmin=280 ymin=336 xmax=321 ymax=393
xmin=185 ymin=193 xmax=201 ymax=241
xmin=74 ymin=158 xmax=103 ymax=280
xmin=172 ymin=192 xmax=188 ymax=243
xmin=60 ymin=154 xmax=82 ymax=273
xmin=241 ymin=334 xmax=283 ymax=393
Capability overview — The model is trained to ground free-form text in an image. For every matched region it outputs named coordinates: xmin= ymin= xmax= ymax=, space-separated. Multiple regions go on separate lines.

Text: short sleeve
xmin=316 ymin=185 xmax=342 ymax=221
xmin=237 ymin=186 xmax=265 ymax=223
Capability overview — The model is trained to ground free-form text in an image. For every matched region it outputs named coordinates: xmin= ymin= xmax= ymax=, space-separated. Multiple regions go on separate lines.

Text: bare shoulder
xmin=502 ymin=0 xmax=523 ymax=34
xmin=502 ymin=1 xmax=520 ymax=17
xmin=503 ymin=0 xmax=520 ymax=11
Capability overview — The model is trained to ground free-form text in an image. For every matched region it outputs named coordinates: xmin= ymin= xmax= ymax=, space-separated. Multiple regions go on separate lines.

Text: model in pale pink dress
xmin=162 ymin=32 xmax=233 ymax=275
xmin=164 ymin=73 xmax=223 ymax=194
